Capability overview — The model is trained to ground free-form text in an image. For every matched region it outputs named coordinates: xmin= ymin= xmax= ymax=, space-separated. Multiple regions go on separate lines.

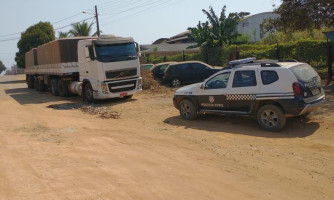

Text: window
xmin=232 ymin=70 xmax=257 ymax=88
xmin=242 ymin=22 xmax=249 ymax=27
xmin=177 ymin=64 xmax=192 ymax=72
xmin=205 ymin=72 xmax=231 ymax=89
xmin=192 ymin=63 xmax=208 ymax=73
xmin=261 ymin=70 xmax=279 ymax=85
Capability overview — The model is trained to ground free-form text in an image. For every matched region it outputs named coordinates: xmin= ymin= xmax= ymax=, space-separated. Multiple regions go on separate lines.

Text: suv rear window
xmin=290 ymin=64 xmax=318 ymax=82
xmin=261 ymin=70 xmax=279 ymax=85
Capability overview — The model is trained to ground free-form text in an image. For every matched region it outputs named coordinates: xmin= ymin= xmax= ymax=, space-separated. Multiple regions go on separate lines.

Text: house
xmin=237 ymin=12 xmax=279 ymax=42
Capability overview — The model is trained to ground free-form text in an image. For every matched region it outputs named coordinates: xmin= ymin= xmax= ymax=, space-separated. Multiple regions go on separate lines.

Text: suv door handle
xmin=86 ymin=71 xmax=89 ymax=73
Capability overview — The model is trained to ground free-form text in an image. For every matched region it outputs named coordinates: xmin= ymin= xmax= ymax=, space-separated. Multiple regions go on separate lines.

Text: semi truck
xmin=25 ymin=35 xmax=142 ymax=102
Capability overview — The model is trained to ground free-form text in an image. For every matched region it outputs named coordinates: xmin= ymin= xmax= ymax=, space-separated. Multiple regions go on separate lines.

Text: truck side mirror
xmin=84 ymin=47 xmax=91 ymax=62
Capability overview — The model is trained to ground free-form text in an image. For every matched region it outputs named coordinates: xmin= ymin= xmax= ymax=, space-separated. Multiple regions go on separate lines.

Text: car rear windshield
xmin=290 ymin=64 xmax=319 ymax=82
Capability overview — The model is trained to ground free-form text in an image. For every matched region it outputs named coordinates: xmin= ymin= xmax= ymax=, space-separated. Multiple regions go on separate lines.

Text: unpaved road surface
xmin=0 ymin=75 xmax=333 ymax=200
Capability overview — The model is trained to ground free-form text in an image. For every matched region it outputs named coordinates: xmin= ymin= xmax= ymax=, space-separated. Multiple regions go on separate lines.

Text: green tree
xmin=69 ymin=21 xmax=94 ymax=36
xmin=15 ymin=22 xmax=55 ymax=68
xmin=188 ymin=6 xmax=249 ymax=48
xmin=0 ymin=60 xmax=6 ymax=74
xmin=58 ymin=31 xmax=70 ymax=38
xmin=268 ymin=0 xmax=334 ymax=32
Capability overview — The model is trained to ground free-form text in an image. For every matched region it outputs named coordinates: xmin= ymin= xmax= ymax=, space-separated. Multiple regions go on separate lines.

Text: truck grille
xmin=106 ymin=68 xmax=137 ymax=79
xmin=108 ymin=80 xmax=137 ymax=93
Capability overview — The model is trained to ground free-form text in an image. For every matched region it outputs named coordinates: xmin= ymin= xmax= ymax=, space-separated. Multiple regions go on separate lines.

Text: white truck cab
xmin=25 ymin=35 xmax=142 ymax=102
xmin=78 ymin=36 xmax=142 ymax=101
xmin=173 ymin=58 xmax=325 ymax=131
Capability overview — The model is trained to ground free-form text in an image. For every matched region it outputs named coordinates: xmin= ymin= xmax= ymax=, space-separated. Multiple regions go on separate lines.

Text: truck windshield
xmin=95 ymin=43 xmax=138 ymax=63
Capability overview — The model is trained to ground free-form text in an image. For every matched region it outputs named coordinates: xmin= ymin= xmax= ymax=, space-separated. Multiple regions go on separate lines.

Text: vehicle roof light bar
xmin=229 ymin=57 xmax=256 ymax=65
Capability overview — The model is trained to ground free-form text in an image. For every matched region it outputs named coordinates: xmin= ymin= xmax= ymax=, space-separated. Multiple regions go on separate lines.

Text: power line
xmin=54 ymin=17 xmax=95 ymax=31
xmin=52 ymin=12 xmax=84 ymax=25
xmin=101 ymin=0 xmax=185 ymax=26
xmin=100 ymin=0 xmax=161 ymax=17
xmin=0 ymin=37 xmax=20 ymax=43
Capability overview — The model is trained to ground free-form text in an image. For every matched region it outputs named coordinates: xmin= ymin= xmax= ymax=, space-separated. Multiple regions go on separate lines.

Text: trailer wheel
xmin=38 ymin=79 xmax=46 ymax=92
xmin=58 ymin=80 xmax=69 ymax=97
xmin=51 ymin=79 xmax=59 ymax=96
xmin=27 ymin=76 xmax=34 ymax=89
xmin=34 ymin=78 xmax=40 ymax=91
xmin=83 ymin=83 xmax=94 ymax=103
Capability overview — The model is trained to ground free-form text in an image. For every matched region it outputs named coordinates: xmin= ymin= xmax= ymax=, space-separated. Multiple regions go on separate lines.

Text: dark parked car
xmin=141 ymin=64 xmax=155 ymax=70
xmin=163 ymin=61 xmax=221 ymax=87
xmin=151 ymin=62 xmax=176 ymax=81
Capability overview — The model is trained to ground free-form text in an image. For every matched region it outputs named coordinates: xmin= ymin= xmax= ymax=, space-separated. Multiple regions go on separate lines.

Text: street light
xmin=82 ymin=6 xmax=100 ymax=37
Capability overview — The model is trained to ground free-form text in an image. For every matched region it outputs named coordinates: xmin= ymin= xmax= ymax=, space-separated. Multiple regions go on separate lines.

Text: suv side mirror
xmin=200 ymin=83 xmax=204 ymax=89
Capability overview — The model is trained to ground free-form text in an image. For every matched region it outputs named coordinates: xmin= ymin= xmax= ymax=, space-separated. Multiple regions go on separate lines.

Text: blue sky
xmin=0 ymin=0 xmax=279 ymax=69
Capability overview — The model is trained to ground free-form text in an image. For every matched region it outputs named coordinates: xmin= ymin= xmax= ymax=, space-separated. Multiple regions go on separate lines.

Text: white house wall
xmin=237 ymin=12 xmax=279 ymax=42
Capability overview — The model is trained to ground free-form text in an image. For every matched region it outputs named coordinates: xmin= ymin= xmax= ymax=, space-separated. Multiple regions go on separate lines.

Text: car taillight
xmin=293 ymin=82 xmax=302 ymax=96
xmin=164 ymin=72 xmax=168 ymax=77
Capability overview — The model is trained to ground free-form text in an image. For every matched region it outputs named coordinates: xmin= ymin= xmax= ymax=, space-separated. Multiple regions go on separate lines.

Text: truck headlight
xmin=101 ymin=82 xmax=109 ymax=94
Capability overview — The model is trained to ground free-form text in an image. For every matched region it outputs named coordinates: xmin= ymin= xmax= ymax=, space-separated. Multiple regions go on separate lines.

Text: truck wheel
xmin=38 ymin=79 xmax=46 ymax=92
xmin=179 ymin=99 xmax=197 ymax=120
xmin=171 ymin=78 xmax=181 ymax=87
xmin=51 ymin=79 xmax=59 ymax=96
xmin=58 ymin=80 xmax=69 ymax=97
xmin=84 ymin=83 xmax=94 ymax=103
xmin=34 ymin=78 xmax=40 ymax=91
xmin=257 ymin=104 xmax=286 ymax=131
xmin=28 ymin=76 xmax=34 ymax=89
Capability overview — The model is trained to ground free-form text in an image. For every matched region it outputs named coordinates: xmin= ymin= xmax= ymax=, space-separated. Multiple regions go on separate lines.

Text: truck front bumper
xmin=94 ymin=77 xmax=142 ymax=99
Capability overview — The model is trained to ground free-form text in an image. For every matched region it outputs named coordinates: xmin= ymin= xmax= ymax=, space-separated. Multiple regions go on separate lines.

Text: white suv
xmin=173 ymin=58 xmax=325 ymax=131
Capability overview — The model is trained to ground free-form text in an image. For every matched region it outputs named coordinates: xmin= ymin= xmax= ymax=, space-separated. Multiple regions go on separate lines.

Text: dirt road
xmin=0 ymin=75 xmax=333 ymax=200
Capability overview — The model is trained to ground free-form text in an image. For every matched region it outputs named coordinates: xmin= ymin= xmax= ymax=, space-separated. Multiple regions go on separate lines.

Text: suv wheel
xmin=179 ymin=99 xmax=197 ymax=120
xmin=171 ymin=78 xmax=181 ymax=87
xmin=257 ymin=104 xmax=286 ymax=131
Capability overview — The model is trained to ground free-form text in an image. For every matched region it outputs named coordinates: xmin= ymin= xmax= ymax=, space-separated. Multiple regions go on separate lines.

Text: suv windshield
xmin=290 ymin=64 xmax=319 ymax=82
xmin=95 ymin=43 xmax=138 ymax=63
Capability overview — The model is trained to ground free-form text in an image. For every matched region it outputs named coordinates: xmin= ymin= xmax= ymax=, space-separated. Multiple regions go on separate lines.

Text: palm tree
xmin=69 ymin=21 xmax=94 ymax=37
xmin=58 ymin=31 xmax=70 ymax=38
xmin=188 ymin=6 xmax=249 ymax=47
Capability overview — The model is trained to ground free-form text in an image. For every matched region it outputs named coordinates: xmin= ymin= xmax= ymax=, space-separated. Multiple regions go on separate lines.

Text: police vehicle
xmin=173 ymin=58 xmax=325 ymax=131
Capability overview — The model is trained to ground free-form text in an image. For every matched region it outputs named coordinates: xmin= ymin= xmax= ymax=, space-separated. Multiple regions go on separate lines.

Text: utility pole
xmin=95 ymin=5 xmax=100 ymax=37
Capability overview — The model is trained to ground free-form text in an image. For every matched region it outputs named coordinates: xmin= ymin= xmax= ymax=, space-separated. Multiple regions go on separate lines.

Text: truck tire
xmin=51 ymin=79 xmax=59 ymax=96
xmin=34 ymin=78 xmax=40 ymax=91
xmin=257 ymin=104 xmax=286 ymax=132
xmin=83 ymin=83 xmax=94 ymax=103
xmin=38 ymin=79 xmax=46 ymax=92
xmin=28 ymin=76 xmax=34 ymax=89
xmin=58 ymin=80 xmax=69 ymax=97
xmin=179 ymin=99 xmax=197 ymax=120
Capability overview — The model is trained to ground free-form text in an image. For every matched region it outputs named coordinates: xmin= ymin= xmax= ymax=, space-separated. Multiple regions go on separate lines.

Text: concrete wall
xmin=237 ymin=12 xmax=279 ymax=42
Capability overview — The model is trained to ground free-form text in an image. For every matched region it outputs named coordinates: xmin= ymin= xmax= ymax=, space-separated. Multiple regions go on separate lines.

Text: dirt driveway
xmin=0 ymin=75 xmax=333 ymax=200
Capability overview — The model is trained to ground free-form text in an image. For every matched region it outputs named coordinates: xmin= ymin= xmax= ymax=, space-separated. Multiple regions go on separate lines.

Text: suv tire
xmin=257 ymin=104 xmax=286 ymax=131
xmin=171 ymin=78 xmax=181 ymax=87
xmin=179 ymin=99 xmax=197 ymax=120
